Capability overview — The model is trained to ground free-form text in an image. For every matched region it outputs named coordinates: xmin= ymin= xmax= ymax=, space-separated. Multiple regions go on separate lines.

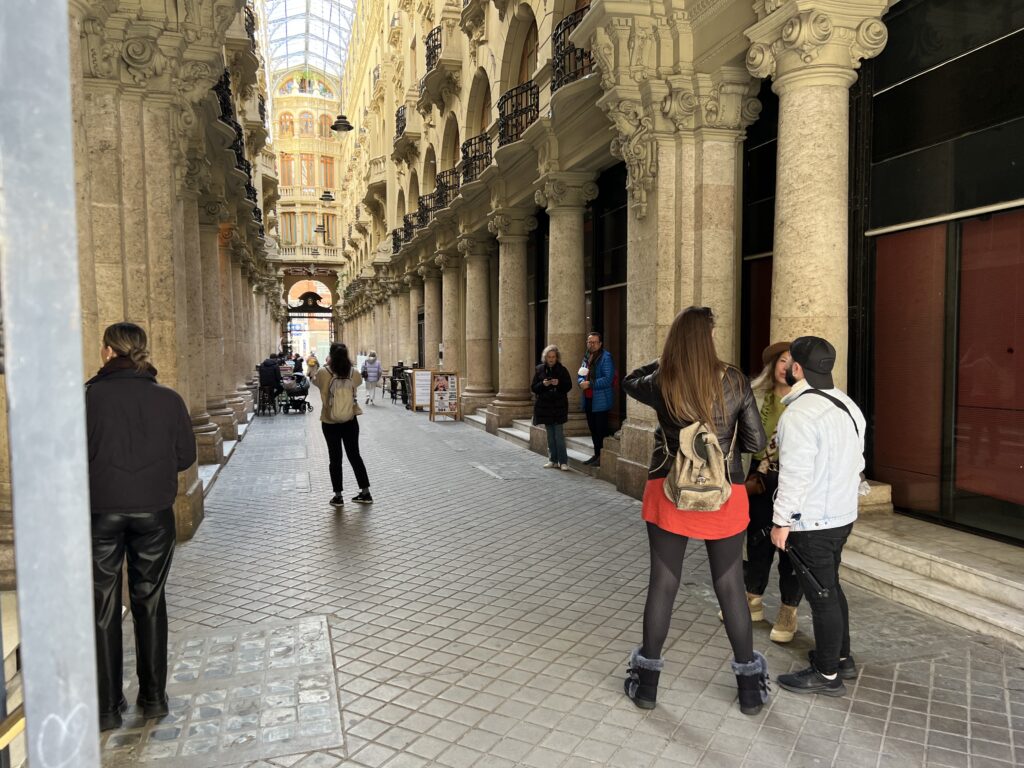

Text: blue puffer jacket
xmin=577 ymin=349 xmax=615 ymax=412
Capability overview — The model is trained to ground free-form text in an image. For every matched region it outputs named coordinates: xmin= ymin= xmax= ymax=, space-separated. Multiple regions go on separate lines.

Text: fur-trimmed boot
xmin=624 ymin=647 xmax=664 ymax=710
xmin=732 ymin=651 xmax=770 ymax=716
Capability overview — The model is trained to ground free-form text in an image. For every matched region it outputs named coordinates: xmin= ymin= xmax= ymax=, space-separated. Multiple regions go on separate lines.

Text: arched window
xmin=278 ymin=113 xmax=294 ymax=138
xmin=518 ymin=23 xmax=538 ymax=85
xmin=299 ymin=112 xmax=314 ymax=136
xmin=319 ymin=114 xmax=333 ymax=138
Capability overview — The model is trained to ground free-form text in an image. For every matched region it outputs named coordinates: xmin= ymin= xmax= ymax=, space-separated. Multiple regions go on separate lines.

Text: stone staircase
xmin=841 ymin=512 xmax=1024 ymax=650
xmin=463 ymin=415 xmax=601 ymax=475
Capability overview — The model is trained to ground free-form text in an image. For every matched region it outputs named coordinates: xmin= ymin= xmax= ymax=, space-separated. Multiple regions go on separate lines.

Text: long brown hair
xmin=102 ymin=322 xmax=152 ymax=372
xmin=659 ymin=306 xmax=725 ymax=426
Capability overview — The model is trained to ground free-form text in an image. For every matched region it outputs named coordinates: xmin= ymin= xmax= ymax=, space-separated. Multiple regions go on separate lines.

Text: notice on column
xmin=430 ymin=372 xmax=460 ymax=421
xmin=411 ymin=369 xmax=433 ymax=411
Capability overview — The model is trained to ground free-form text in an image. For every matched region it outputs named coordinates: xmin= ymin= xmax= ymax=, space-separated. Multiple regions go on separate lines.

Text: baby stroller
xmin=280 ymin=373 xmax=314 ymax=414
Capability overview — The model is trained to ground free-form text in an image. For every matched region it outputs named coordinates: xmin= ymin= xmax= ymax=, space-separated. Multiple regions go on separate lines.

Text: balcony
xmin=420 ymin=18 xmax=462 ymax=110
xmin=392 ymin=228 xmax=403 ymax=254
xmin=497 ymin=81 xmax=539 ymax=146
xmin=435 ymin=167 xmax=461 ymax=209
xmin=461 ymin=133 xmax=492 ymax=184
xmin=395 ymin=105 xmax=407 ymax=142
xmin=355 ymin=204 xmax=371 ymax=234
xmin=392 ymin=104 xmax=420 ymax=163
xmin=278 ymin=186 xmax=337 ymax=201
xmin=277 ymin=244 xmax=343 ymax=261
xmin=416 ymin=193 xmax=439 ymax=228
xmin=552 ymin=7 xmax=593 ymax=93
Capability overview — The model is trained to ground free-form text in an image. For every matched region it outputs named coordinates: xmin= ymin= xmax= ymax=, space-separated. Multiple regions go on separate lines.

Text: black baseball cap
xmin=790 ymin=336 xmax=836 ymax=389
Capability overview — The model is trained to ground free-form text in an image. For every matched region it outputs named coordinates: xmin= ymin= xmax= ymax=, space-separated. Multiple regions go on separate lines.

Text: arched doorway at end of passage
xmin=286 ymin=278 xmax=334 ymax=361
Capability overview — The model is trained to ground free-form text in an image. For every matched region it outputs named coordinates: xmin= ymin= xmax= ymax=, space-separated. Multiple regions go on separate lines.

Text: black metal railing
xmin=552 ymin=6 xmax=593 ymax=92
xmin=395 ymin=105 xmax=407 ymax=143
xmin=436 ymin=167 xmax=461 ymax=208
xmin=461 ymin=133 xmax=492 ymax=183
xmin=392 ymin=228 xmax=402 ymax=254
xmin=425 ymin=26 xmax=442 ymax=71
xmin=244 ymin=178 xmax=258 ymax=204
xmin=244 ymin=6 xmax=257 ymax=51
xmin=403 ymin=213 xmax=415 ymax=241
xmin=252 ymin=205 xmax=263 ymax=224
xmin=417 ymin=193 xmax=438 ymax=227
xmin=257 ymin=94 xmax=266 ymax=123
xmin=497 ymin=81 xmax=539 ymax=146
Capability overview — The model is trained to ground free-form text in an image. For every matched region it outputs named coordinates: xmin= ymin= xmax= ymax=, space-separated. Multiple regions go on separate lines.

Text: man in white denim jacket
xmin=770 ymin=336 xmax=866 ymax=698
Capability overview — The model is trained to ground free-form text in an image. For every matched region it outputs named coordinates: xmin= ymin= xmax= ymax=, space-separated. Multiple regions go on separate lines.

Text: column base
xmin=173 ymin=463 xmax=204 ymax=542
xmin=483 ymin=397 xmax=533 ymax=433
xmin=563 ymin=411 xmax=590 ymax=437
xmin=193 ymin=417 xmax=224 ymax=466
xmin=460 ymin=390 xmax=495 ymax=416
xmin=208 ymin=402 xmax=238 ymax=442
xmin=225 ymin=393 xmax=247 ymax=424
xmin=613 ymin=420 xmax=658 ymax=500
xmin=237 ymin=385 xmax=255 ymax=416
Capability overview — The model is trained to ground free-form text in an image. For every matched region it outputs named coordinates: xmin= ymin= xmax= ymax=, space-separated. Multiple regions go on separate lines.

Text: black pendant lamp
xmin=331 ymin=113 xmax=353 ymax=132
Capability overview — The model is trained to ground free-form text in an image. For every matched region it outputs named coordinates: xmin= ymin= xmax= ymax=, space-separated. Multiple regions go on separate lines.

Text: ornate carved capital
xmin=487 ymin=212 xmax=537 ymax=240
xmin=746 ymin=4 xmax=889 ymax=86
xmin=534 ymin=177 xmax=599 ymax=211
xmin=603 ymin=100 xmax=657 ymax=219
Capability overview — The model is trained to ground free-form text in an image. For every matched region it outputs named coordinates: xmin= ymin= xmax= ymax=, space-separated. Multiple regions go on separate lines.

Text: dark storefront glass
xmin=527 ymin=212 xmax=550 ymax=365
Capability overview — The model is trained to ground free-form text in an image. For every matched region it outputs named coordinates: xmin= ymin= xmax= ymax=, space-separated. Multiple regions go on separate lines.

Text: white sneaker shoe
xmin=543 ymin=461 xmax=556 ymax=468
xmin=559 ymin=464 xmax=570 ymax=471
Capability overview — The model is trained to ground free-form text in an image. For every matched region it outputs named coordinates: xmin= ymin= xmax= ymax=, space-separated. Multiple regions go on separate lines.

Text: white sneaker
xmin=543 ymin=461 xmax=556 ymax=468
xmin=559 ymin=464 xmax=570 ymax=471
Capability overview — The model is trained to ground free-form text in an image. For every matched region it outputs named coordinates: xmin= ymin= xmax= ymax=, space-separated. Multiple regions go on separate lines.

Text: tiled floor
xmin=102 ymin=388 xmax=1024 ymax=767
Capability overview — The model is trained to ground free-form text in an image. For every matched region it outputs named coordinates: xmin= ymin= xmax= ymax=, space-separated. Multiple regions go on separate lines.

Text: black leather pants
xmin=91 ymin=509 xmax=176 ymax=713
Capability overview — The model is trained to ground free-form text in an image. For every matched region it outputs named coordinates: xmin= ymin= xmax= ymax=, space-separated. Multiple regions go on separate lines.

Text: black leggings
xmin=641 ymin=523 xmax=753 ymax=664
xmin=322 ymin=419 xmax=370 ymax=492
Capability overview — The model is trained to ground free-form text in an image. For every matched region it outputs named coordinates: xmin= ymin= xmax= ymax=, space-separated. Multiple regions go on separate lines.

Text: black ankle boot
xmin=624 ymin=647 xmax=664 ymax=710
xmin=732 ymin=651 xmax=770 ymax=715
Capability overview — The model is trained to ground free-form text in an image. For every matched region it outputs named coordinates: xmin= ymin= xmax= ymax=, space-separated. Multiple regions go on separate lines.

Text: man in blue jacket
xmin=577 ymin=331 xmax=615 ymax=466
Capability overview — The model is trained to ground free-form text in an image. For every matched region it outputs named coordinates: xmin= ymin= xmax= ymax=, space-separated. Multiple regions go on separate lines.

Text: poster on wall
xmin=430 ymin=372 xmax=460 ymax=421
xmin=410 ymin=369 xmax=433 ymax=411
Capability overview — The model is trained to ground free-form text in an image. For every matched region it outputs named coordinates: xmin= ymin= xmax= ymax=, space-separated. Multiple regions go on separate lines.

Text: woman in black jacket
xmin=531 ymin=345 xmax=573 ymax=470
xmin=86 ymin=323 xmax=196 ymax=731
xmin=622 ymin=307 xmax=768 ymax=716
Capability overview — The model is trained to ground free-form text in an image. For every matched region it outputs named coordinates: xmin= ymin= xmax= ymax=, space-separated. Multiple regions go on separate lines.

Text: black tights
xmin=641 ymin=523 xmax=753 ymax=664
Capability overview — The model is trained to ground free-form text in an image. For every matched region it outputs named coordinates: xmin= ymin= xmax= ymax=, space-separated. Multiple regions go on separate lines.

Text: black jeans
xmin=744 ymin=470 xmax=803 ymax=606
xmin=92 ymin=509 xmax=176 ymax=713
xmin=788 ymin=523 xmax=854 ymax=675
xmin=583 ymin=401 xmax=609 ymax=457
xmin=322 ymin=418 xmax=370 ymax=492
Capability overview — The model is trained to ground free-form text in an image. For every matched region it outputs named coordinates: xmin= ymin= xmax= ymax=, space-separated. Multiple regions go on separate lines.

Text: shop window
xmin=299 ymin=111 xmax=314 ymax=136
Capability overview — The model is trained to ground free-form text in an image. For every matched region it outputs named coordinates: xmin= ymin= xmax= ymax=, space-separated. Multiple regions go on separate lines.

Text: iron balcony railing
xmin=244 ymin=6 xmax=257 ymax=51
xmin=392 ymin=228 xmax=402 ymax=254
xmin=461 ymin=133 xmax=491 ymax=183
xmin=416 ymin=193 xmax=438 ymax=227
xmin=403 ymin=213 xmax=415 ymax=241
xmin=552 ymin=6 xmax=593 ymax=92
xmin=257 ymin=94 xmax=266 ymax=123
xmin=436 ymin=167 xmax=461 ymax=208
xmin=425 ymin=26 xmax=442 ymax=71
xmin=395 ymin=105 xmax=407 ymax=143
xmin=497 ymin=80 xmax=539 ymax=146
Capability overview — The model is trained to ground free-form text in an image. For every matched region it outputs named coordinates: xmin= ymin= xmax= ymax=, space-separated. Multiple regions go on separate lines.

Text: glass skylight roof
xmin=265 ymin=0 xmax=355 ymax=85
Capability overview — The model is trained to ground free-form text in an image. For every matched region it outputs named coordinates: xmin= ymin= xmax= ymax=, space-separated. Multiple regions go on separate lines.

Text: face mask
xmin=784 ymin=365 xmax=798 ymax=387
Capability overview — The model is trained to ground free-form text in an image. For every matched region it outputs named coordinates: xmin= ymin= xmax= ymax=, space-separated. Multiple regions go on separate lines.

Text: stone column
xmin=218 ymin=226 xmax=246 ymax=423
xmin=181 ymin=171 xmax=222 ymax=466
xmin=420 ymin=265 xmax=442 ymax=369
xmin=233 ymin=256 xmax=255 ymax=412
xmin=406 ymin=274 xmax=423 ymax=366
xmin=746 ymin=2 xmax=889 ymax=388
xmin=199 ymin=202 xmax=238 ymax=442
xmin=484 ymin=210 xmax=537 ymax=431
xmin=458 ymin=236 xmax=495 ymax=413
xmin=388 ymin=288 xmax=400 ymax=366
xmin=535 ymin=174 xmax=597 ymax=430
xmin=436 ymin=250 xmax=463 ymax=375
xmin=397 ymin=284 xmax=412 ymax=365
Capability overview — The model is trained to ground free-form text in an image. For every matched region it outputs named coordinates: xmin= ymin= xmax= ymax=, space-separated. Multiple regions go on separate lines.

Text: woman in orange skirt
xmin=622 ymin=307 xmax=769 ymax=715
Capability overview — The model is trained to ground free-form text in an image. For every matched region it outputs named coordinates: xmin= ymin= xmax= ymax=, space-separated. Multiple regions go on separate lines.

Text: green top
xmin=753 ymin=389 xmax=786 ymax=466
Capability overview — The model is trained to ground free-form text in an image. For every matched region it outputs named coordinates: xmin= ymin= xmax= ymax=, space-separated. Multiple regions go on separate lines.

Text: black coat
xmin=531 ymin=362 xmax=573 ymax=425
xmin=85 ymin=362 xmax=197 ymax=515
xmin=258 ymin=358 xmax=283 ymax=387
xmin=623 ymin=361 xmax=765 ymax=481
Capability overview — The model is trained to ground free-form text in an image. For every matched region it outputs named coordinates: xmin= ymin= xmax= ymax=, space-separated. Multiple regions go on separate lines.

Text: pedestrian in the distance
xmin=531 ymin=344 xmax=573 ymax=471
xmin=772 ymin=336 xmax=866 ymax=697
xmin=86 ymin=322 xmax=196 ymax=731
xmin=292 ymin=353 xmax=304 ymax=374
xmin=743 ymin=341 xmax=804 ymax=643
xmin=577 ymin=331 xmax=614 ymax=467
xmin=622 ymin=306 xmax=768 ymax=715
xmin=307 ymin=352 xmax=320 ymax=379
xmin=314 ymin=343 xmax=373 ymax=507
xmin=361 ymin=350 xmax=383 ymax=405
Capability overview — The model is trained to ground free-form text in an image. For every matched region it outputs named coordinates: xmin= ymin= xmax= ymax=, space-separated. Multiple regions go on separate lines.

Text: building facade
xmin=330 ymin=0 xmax=1024 ymax=543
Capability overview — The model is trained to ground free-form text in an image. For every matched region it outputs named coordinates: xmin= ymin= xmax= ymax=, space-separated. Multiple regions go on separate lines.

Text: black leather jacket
xmin=623 ymin=361 xmax=766 ymax=481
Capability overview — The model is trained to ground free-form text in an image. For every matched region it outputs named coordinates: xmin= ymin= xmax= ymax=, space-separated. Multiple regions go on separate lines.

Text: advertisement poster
xmin=430 ymin=373 xmax=460 ymax=421
xmin=411 ymin=369 xmax=433 ymax=411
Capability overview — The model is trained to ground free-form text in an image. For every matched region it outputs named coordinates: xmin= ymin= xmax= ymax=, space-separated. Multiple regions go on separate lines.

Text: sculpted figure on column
xmin=746 ymin=1 xmax=890 ymax=387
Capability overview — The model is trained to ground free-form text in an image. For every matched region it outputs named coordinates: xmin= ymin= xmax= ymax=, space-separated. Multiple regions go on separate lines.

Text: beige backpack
xmin=663 ymin=419 xmax=736 ymax=512
xmin=326 ymin=375 xmax=359 ymax=422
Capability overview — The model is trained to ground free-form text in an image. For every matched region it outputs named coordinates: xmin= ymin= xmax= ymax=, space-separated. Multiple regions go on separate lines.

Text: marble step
xmin=846 ymin=524 xmax=1024 ymax=611
xmin=463 ymin=413 xmax=487 ymax=431
xmin=840 ymin=550 xmax=1024 ymax=650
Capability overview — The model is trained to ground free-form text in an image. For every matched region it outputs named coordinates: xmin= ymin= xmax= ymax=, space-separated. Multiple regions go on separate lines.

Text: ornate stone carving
xmin=661 ymin=83 xmax=697 ymax=131
xmin=121 ymin=36 xmax=166 ymax=87
xmin=604 ymin=100 xmax=656 ymax=219
xmin=487 ymin=213 xmax=537 ymax=239
xmin=185 ymin=149 xmax=212 ymax=194
xmin=534 ymin=179 xmax=599 ymax=210
xmin=82 ymin=17 xmax=121 ymax=79
xmin=591 ymin=26 xmax=615 ymax=90
xmin=851 ymin=18 xmax=889 ymax=64
xmin=628 ymin=24 xmax=653 ymax=82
